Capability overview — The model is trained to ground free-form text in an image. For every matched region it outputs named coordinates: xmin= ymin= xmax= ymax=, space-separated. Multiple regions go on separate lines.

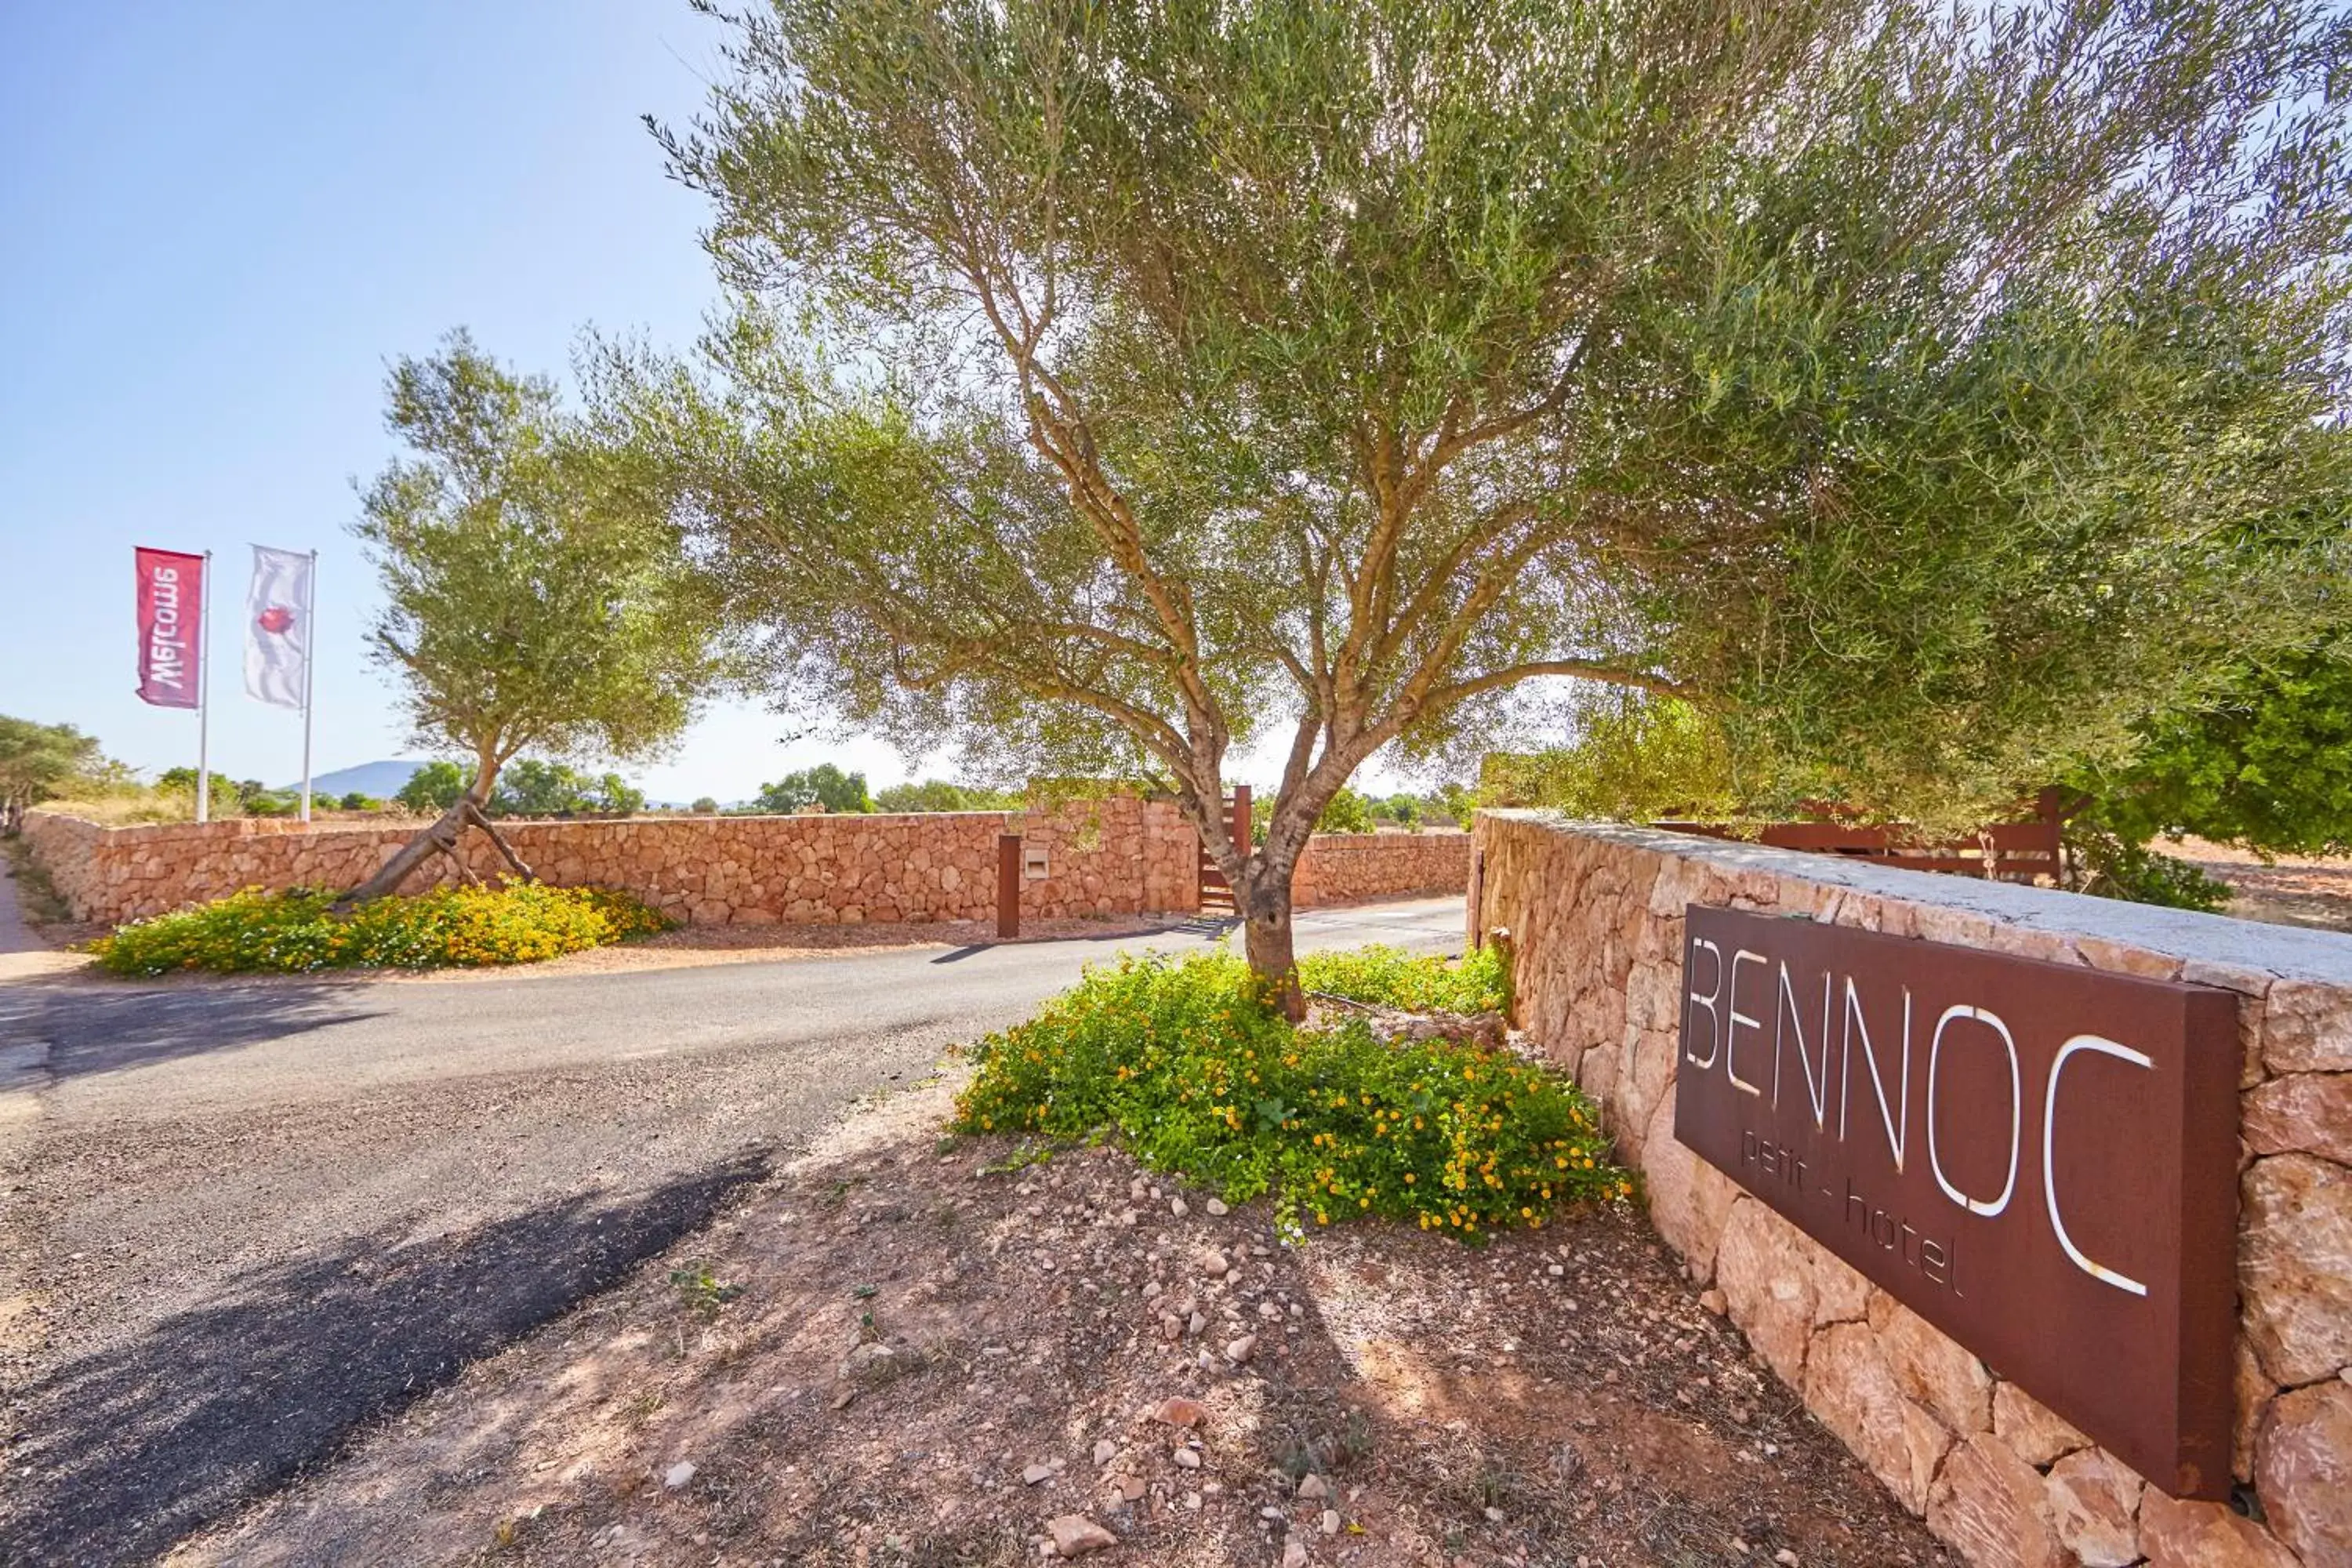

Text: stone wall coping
xmin=1487 ymin=811 xmax=2352 ymax=985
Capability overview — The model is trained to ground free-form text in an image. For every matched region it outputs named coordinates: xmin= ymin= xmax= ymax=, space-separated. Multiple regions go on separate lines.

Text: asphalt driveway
xmin=0 ymin=896 xmax=1461 ymax=1565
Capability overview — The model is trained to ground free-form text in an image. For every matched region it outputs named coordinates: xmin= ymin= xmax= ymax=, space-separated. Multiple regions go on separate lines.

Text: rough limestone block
xmin=2232 ymin=1335 xmax=2274 ymax=1483
xmin=1712 ymin=1199 xmax=1817 ymax=1388
xmin=1809 ymin=1250 xmax=1871 ymax=1329
xmin=2044 ymin=1447 xmax=2143 ymax=1568
xmin=1869 ymin=1294 xmax=1994 ymax=1436
xmin=1638 ymin=1091 xmax=1737 ymax=1283
xmin=2239 ymin=1153 xmax=2352 ymax=1386
xmin=2241 ymin=1073 xmax=2352 ymax=1165
xmin=2136 ymin=1490 xmax=2301 ymax=1568
xmin=1802 ymin=1321 xmax=1952 ymax=1514
xmin=2073 ymin=935 xmax=2185 ymax=981
xmin=2256 ymin=1377 xmax=2352 ymax=1567
xmin=2262 ymin=979 xmax=2352 ymax=1073
xmin=1926 ymin=1434 xmax=2066 ymax=1568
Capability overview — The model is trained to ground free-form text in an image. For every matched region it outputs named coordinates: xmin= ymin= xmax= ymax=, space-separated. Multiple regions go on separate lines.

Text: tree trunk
xmin=1239 ymin=862 xmax=1305 ymax=1021
xmin=462 ymin=799 xmax=534 ymax=882
xmin=335 ymin=753 xmax=527 ymax=909
xmin=336 ymin=797 xmax=470 ymax=908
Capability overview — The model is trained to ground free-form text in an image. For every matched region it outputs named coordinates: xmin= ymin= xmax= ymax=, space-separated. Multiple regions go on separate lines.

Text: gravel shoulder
xmin=174 ymin=1074 xmax=1952 ymax=1568
xmin=0 ymin=898 xmax=1461 ymax=1566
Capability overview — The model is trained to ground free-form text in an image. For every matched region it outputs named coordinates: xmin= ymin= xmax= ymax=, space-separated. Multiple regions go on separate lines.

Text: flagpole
xmin=299 ymin=549 xmax=318 ymax=822
xmin=196 ymin=549 xmax=213 ymax=825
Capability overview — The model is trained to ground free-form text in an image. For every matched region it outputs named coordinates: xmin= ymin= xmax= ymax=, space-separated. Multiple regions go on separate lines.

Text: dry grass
xmin=38 ymin=787 xmax=201 ymax=826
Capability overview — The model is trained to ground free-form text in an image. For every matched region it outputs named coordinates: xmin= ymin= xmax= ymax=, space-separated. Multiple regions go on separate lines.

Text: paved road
xmin=0 ymin=897 xmax=1462 ymax=1565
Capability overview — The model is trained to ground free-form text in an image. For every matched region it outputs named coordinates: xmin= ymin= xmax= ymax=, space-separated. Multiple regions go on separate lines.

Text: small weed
xmin=1274 ymin=1432 xmax=1326 ymax=1480
xmin=820 ymin=1174 xmax=869 ymax=1207
xmin=670 ymin=1261 xmax=745 ymax=1319
xmin=981 ymin=1140 xmax=1065 ymax=1174
xmin=1472 ymin=1458 xmax=1523 ymax=1511
xmin=1337 ymin=1408 xmax=1377 ymax=1468
xmin=851 ymin=1283 xmax=878 ymax=1300
xmin=1 ymin=840 xmax=69 ymax=927
xmin=619 ymin=1391 xmax=666 ymax=1425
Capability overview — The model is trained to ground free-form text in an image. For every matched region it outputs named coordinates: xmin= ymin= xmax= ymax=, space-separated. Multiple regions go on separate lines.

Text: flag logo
xmin=244 ymin=546 xmax=313 ymax=710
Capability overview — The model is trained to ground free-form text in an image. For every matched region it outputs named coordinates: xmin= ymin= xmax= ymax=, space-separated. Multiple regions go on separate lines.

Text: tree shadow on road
xmin=0 ymin=1152 xmax=772 ymax=1567
xmin=0 ymin=978 xmax=386 ymax=1082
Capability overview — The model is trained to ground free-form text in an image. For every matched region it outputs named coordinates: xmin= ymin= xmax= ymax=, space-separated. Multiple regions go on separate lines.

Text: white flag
xmin=244 ymin=546 xmax=312 ymax=709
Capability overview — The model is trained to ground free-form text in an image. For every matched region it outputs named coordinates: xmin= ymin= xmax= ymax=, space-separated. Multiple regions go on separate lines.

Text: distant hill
xmin=301 ymin=760 xmax=432 ymax=799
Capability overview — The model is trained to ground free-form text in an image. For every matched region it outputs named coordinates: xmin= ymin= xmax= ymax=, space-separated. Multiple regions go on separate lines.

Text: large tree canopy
xmin=347 ymin=332 xmax=724 ymax=901
xmin=0 ymin=717 xmax=102 ymax=833
xmin=604 ymin=0 xmax=2352 ymax=996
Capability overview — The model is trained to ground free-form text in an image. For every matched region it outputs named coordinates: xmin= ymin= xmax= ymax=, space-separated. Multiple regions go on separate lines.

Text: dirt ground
xmin=2163 ymin=837 xmax=2352 ymax=934
xmin=176 ymin=1074 xmax=1951 ymax=1568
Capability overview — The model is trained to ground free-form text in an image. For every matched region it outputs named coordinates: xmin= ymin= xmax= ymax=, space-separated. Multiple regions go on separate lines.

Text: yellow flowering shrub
xmin=1297 ymin=942 xmax=1508 ymax=1014
xmin=89 ymin=884 xmax=668 ymax=976
xmin=954 ymin=949 xmax=1627 ymax=1241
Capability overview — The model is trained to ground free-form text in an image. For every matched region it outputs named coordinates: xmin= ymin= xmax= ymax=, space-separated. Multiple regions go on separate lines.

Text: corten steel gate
xmin=1652 ymin=789 xmax=2067 ymax=885
xmin=1196 ymin=786 xmax=1251 ymax=916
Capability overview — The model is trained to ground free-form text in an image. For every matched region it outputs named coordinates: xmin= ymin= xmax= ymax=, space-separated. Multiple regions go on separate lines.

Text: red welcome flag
xmin=134 ymin=548 xmax=205 ymax=709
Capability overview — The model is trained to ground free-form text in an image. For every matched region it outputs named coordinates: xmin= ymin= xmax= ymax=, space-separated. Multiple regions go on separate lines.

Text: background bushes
xmin=90 ymin=884 xmax=667 ymax=976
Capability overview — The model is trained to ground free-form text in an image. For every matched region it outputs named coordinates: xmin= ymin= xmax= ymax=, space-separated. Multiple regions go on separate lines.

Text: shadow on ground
xmin=0 ymin=978 xmax=383 ymax=1082
xmin=0 ymin=1152 xmax=771 ymax=1567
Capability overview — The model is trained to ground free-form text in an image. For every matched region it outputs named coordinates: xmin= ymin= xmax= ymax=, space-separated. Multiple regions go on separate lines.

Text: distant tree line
xmin=395 ymin=758 xmax=646 ymax=818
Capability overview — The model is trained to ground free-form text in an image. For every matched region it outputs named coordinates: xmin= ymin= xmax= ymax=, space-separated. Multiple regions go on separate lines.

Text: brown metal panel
xmin=1671 ymin=906 xmax=2238 ymax=1498
xmin=1470 ymin=847 xmax=1486 ymax=949
xmin=996 ymin=833 xmax=1021 ymax=939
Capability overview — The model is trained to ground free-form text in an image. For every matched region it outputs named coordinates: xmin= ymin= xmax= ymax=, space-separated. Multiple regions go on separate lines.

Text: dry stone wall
xmin=1472 ymin=812 xmax=2352 ymax=1568
xmin=23 ymin=800 xmax=1467 ymax=928
xmin=1294 ymin=830 xmax=1470 ymax=908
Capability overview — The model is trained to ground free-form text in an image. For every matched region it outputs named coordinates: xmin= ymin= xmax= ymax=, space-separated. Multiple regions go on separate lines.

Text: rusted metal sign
xmin=1672 ymin=906 xmax=2239 ymax=1498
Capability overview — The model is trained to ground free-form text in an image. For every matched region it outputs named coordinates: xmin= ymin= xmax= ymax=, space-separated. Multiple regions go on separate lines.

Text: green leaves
xmin=357 ymin=332 xmax=727 ymax=794
xmin=619 ymin=0 xmax=2352 ymax=886
xmin=2071 ymin=644 xmax=2352 ymax=859
xmin=488 ymin=759 xmax=647 ymax=816
xmin=89 ymin=884 xmax=669 ymax=976
xmin=951 ymin=947 xmax=1621 ymax=1240
xmin=0 ymin=717 xmax=102 ymax=815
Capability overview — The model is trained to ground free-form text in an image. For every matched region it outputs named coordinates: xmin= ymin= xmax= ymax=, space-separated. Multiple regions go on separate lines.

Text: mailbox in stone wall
xmin=1673 ymin=906 xmax=2241 ymax=1500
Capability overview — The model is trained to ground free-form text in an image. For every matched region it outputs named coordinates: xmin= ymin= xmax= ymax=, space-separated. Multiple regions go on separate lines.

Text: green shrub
xmin=953 ymin=949 xmax=1624 ymax=1240
xmin=1296 ymin=942 xmax=1506 ymax=1014
xmin=1316 ymin=788 xmax=1377 ymax=834
xmin=2064 ymin=825 xmax=2233 ymax=913
xmin=90 ymin=884 xmax=669 ymax=976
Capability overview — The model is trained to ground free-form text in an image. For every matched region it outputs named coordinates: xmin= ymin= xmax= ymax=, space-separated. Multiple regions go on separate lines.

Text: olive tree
xmin=0 ymin=717 xmax=101 ymax=835
xmin=607 ymin=0 xmax=2352 ymax=1005
xmin=347 ymin=332 xmax=723 ymax=902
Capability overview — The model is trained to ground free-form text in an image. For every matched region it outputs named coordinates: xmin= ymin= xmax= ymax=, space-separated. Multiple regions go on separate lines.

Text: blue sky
xmin=0 ymin=3 xmax=1417 ymax=801
xmin=0 ymin=1 xmax=926 ymax=800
